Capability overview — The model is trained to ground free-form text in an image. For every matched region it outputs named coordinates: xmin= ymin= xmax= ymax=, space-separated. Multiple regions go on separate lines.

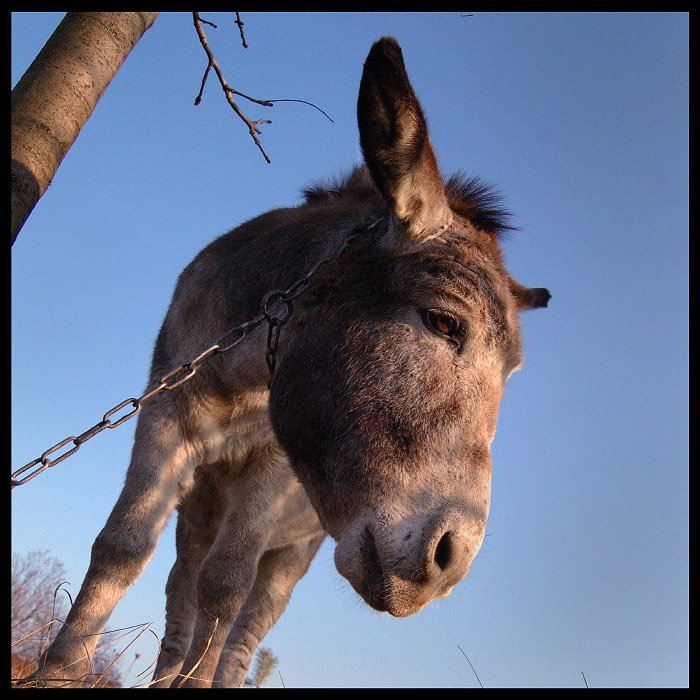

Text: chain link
xmin=11 ymin=219 xmax=384 ymax=489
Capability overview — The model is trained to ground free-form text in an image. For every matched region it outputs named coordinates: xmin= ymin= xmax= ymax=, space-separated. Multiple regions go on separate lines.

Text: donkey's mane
xmin=302 ymin=165 xmax=515 ymax=238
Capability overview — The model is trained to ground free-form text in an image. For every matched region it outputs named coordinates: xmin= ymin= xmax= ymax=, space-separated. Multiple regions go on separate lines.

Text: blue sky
xmin=11 ymin=12 xmax=688 ymax=688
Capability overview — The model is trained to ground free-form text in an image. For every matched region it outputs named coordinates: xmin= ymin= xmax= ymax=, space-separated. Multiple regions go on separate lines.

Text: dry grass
xmin=10 ymin=619 xmax=158 ymax=689
xmin=10 ymin=616 xmax=272 ymax=688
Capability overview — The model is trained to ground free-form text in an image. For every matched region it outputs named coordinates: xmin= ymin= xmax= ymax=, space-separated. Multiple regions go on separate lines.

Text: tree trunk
xmin=11 ymin=12 xmax=160 ymax=246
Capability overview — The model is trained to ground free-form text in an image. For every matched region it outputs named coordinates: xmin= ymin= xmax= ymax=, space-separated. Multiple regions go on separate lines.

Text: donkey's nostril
xmin=434 ymin=531 xmax=452 ymax=570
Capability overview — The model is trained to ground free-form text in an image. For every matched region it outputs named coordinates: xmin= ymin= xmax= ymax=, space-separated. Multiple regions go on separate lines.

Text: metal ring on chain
xmin=261 ymin=290 xmax=294 ymax=326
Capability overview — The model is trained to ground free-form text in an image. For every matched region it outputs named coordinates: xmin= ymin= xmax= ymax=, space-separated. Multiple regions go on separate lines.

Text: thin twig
xmin=130 ymin=628 xmax=163 ymax=682
xmin=235 ymin=12 xmax=248 ymax=48
xmin=11 ymin=619 xmax=59 ymax=648
xmin=54 ymin=581 xmax=73 ymax=608
xmin=581 ymin=671 xmax=589 ymax=688
xmin=457 ymin=645 xmax=484 ymax=688
xmin=38 ymin=581 xmax=71 ymax=654
xmin=268 ymin=98 xmax=334 ymax=123
xmin=124 ymin=653 xmax=140 ymax=683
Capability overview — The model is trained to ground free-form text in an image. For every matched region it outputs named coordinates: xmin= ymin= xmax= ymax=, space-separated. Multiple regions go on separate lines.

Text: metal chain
xmin=11 ymin=219 xmax=384 ymax=490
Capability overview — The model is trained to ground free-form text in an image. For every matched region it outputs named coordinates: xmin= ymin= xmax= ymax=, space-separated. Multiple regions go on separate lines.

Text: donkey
xmin=29 ymin=37 xmax=549 ymax=688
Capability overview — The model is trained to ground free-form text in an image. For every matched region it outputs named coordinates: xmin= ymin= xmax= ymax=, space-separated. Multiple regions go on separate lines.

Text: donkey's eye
xmin=422 ymin=310 xmax=461 ymax=341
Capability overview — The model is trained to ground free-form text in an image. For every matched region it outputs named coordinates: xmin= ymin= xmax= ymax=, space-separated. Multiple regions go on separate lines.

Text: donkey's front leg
xmin=31 ymin=404 xmax=198 ymax=686
xmin=176 ymin=448 xmax=297 ymax=688
xmin=150 ymin=514 xmax=213 ymax=688
xmin=214 ymin=533 xmax=325 ymax=688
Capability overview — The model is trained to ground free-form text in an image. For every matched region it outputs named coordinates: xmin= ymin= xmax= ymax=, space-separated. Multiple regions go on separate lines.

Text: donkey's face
xmin=270 ymin=37 xmax=549 ymax=617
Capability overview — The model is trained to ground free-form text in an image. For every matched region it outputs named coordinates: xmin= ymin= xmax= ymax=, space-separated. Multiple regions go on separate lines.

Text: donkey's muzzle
xmin=335 ymin=508 xmax=485 ymax=617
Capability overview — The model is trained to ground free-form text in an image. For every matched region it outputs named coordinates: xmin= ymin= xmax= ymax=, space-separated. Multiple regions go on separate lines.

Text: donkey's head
xmin=270 ymin=37 xmax=549 ymax=616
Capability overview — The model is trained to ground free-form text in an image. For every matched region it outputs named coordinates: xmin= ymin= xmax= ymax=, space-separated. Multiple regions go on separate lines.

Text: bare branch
xmin=191 ymin=13 xmax=334 ymax=163
xmin=192 ymin=12 xmax=272 ymax=163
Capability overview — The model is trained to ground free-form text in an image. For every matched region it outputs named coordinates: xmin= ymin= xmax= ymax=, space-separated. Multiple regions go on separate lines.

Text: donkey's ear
xmin=508 ymin=275 xmax=551 ymax=311
xmin=358 ymin=37 xmax=451 ymax=243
